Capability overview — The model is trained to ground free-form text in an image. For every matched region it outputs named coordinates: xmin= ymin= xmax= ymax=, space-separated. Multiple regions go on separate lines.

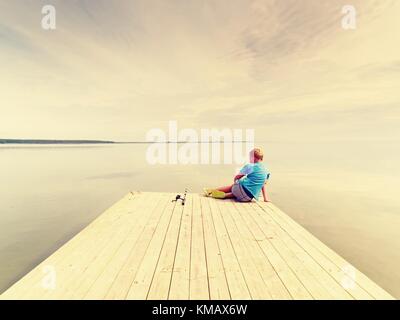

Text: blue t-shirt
xmin=238 ymin=162 xmax=270 ymax=199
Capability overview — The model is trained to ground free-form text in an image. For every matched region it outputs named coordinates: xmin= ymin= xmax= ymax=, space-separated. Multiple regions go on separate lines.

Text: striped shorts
xmin=232 ymin=180 xmax=253 ymax=202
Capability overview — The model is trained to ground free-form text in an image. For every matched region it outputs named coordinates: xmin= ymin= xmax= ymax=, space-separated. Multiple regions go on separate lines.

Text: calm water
xmin=0 ymin=142 xmax=399 ymax=298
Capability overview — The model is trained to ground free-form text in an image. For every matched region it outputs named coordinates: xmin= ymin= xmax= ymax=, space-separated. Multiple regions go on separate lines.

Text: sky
xmin=0 ymin=0 xmax=399 ymax=141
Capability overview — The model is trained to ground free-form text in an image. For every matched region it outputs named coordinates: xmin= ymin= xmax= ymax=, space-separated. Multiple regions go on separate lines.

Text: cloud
xmin=0 ymin=0 xmax=399 ymax=141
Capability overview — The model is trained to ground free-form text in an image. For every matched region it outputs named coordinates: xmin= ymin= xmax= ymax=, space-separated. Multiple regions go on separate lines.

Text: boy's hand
xmin=234 ymin=174 xmax=245 ymax=182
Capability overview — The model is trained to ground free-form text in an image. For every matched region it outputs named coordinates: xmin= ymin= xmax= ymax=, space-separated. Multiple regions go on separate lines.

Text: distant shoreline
xmin=0 ymin=139 xmax=252 ymax=145
xmin=0 ymin=139 xmax=115 ymax=145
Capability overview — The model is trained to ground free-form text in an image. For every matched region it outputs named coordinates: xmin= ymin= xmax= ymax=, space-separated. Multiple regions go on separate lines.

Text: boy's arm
xmin=262 ymin=182 xmax=270 ymax=202
xmin=234 ymin=174 xmax=245 ymax=182
xmin=236 ymin=164 xmax=251 ymax=182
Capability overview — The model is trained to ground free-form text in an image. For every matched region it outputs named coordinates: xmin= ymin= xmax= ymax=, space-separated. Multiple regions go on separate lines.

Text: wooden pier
xmin=1 ymin=192 xmax=394 ymax=300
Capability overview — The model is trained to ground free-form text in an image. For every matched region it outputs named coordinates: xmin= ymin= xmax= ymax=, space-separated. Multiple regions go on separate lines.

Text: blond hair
xmin=252 ymin=148 xmax=264 ymax=161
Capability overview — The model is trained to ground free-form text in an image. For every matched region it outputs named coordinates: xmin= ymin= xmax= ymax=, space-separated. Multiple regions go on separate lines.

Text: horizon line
xmin=0 ymin=138 xmax=255 ymax=145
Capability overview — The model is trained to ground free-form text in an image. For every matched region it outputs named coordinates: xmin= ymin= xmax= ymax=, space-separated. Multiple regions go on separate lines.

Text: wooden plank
xmin=42 ymin=192 xmax=155 ymax=299
xmin=189 ymin=194 xmax=210 ymax=300
xmin=168 ymin=195 xmax=193 ymax=300
xmin=249 ymin=202 xmax=354 ymax=300
xmin=230 ymin=201 xmax=312 ymax=299
xmin=7 ymin=193 xmax=143 ymax=299
xmin=146 ymin=198 xmax=186 ymax=300
xmin=1 ymin=192 xmax=392 ymax=300
xmin=259 ymin=202 xmax=394 ymax=300
xmin=244 ymin=202 xmax=334 ymax=299
xmin=1 ymin=193 xmax=138 ymax=299
xmin=104 ymin=195 xmax=176 ymax=299
xmin=215 ymin=200 xmax=272 ymax=299
xmin=207 ymin=197 xmax=252 ymax=300
xmin=200 ymin=197 xmax=231 ymax=300
xmin=125 ymin=197 xmax=180 ymax=299
xmin=81 ymin=194 xmax=171 ymax=299
xmin=255 ymin=202 xmax=371 ymax=299
xmin=230 ymin=201 xmax=291 ymax=299
xmin=64 ymin=193 xmax=166 ymax=299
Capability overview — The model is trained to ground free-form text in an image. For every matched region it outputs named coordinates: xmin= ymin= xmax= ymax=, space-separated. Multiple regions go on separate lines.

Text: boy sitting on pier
xmin=204 ymin=148 xmax=270 ymax=202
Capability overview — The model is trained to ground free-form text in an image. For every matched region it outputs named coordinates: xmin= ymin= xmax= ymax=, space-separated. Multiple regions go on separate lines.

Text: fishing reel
xmin=172 ymin=189 xmax=188 ymax=206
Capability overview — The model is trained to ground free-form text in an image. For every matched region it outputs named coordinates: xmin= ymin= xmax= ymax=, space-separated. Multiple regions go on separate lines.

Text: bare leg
xmin=224 ymin=192 xmax=235 ymax=199
xmin=216 ymin=185 xmax=233 ymax=193
xmin=204 ymin=184 xmax=235 ymax=199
